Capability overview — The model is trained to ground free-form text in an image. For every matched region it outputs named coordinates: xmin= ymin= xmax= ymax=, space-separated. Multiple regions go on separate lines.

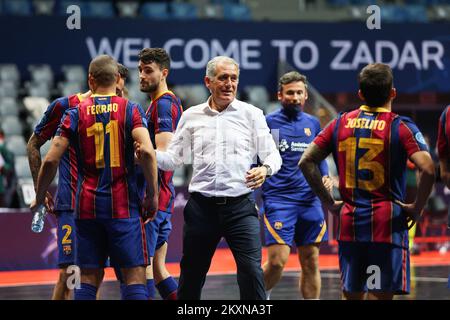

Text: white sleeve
xmin=156 ymin=112 xmax=191 ymax=171
xmin=253 ymin=109 xmax=282 ymax=175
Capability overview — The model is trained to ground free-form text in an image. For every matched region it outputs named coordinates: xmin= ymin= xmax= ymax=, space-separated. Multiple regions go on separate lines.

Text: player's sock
xmin=265 ymin=289 xmax=272 ymax=300
xmin=146 ymin=279 xmax=156 ymax=299
xmin=122 ymin=284 xmax=149 ymax=300
xmin=74 ymin=283 xmax=97 ymax=300
xmin=119 ymin=283 xmax=126 ymax=300
xmin=156 ymin=277 xmax=178 ymax=300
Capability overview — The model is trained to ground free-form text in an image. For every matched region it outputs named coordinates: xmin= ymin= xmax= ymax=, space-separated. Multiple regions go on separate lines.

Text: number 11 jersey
xmin=57 ymin=94 xmax=147 ymax=220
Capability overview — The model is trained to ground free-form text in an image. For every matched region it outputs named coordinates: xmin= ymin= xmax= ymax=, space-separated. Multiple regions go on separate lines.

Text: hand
xmin=141 ymin=193 xmax=158 ymax=224
xmin=30 ymin=198 xmax=43 ymax=214
xmin=326 ymin=200 xmax=343 ymax=216
xmin=394 ymin=200 xmax=422 ymax=229
xmin=134 ymin=141 xmax=142 ymax=164
xmin=245 ymin=166 xmax=268 ymax=190
xmin=45 ymin=191 xmax=55 ymax=215
xmin=322 ymin=175 xmax=333 ymax=194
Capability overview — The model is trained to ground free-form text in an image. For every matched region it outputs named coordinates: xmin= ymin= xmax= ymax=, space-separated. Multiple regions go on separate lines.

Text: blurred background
xmin=0 ymin=0 xmax=449 ymax=270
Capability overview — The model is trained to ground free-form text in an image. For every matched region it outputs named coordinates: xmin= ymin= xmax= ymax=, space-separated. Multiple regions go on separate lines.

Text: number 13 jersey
xmin=314 ymin=105 xmax=428 ymax=248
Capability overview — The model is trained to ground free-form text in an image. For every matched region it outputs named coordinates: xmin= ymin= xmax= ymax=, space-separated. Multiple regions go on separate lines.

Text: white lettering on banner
xmin=330 ymin=40 xmax=353 ymax=70
xmin=331 ymin=40 xmax=445 ymax=71
xmin=83 ymin=37 xmax=445 ymax=72
xmin=366 ymin=5 xmax=381 ymax=30
xmin=211 ymin=39 xmax=240 ymax=60
xmin=66 ymin=5 xmax=81 ymax=30
xmin=123 ymin=38 xmax=150 ymax=66
xmin=241 ymin=39 xmax=262 ymax=69
xmin=164 ymin=38 xmax=185 ymax=68
xmin=352 ymin=41 xmax=374 ymax=68
xmin=375 ymin=41 xmax=399 ymax=68
xmin=86 ymin=37 xmax=151 ymax=64
xmin=398 ymin=41 xmax=422 ymax=70
xmin=271 ymin=40 xmax=294 ymax=61
xmin=423 ymin=40 xmax=444 ymax=69
xmin=185 ymin=39 xmax=210 ymax=69
xmin=293 ymin=40 xmax=319 ymax=70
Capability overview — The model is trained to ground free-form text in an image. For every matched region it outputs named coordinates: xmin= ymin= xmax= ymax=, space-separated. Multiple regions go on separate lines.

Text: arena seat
xmin=3 ymin=0 xmax=33 ymax=16
xmin=140 ymin=2 xmax=170 ymax=20
xmin=171 ymin=2 xmax=199 ymax=20
xmin=1 ymin=117 xmax=23 ymax=136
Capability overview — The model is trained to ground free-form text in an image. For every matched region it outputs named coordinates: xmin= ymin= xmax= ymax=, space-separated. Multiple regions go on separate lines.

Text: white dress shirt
xmin=156 ymin=98 xmax=282 ymax=197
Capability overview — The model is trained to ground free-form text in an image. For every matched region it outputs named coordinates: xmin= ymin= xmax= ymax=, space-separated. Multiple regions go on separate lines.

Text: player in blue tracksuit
xmin=261 ymin=71 xmax=332 ymax=299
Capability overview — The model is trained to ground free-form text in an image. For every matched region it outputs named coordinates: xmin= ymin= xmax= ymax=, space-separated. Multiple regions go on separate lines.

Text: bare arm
xmin=155 ymin=132 xmax=173 ymax=152
xmin=132 ymin=127 xmax=158 ymax=220
xmin=439 ymin=158 xmax=450 ymax=188
xmin=31 ymin=136 xmax=69 ymax=211
xmin=397 ymin=151 xmax=435 ymax=222
xmin=299 ymin=142 xmax=342 ymax=211
xmin=26 ymin=133 xmax=46 ymax=187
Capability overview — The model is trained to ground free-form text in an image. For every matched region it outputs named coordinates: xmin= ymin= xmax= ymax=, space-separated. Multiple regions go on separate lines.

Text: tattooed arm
xmin=27 ymin=133 xmax=47 ymax=187
xmin=30 ymin=136 xmax=69 ymax=212
xmin=299 ymin=142 xmax=342 ymax=212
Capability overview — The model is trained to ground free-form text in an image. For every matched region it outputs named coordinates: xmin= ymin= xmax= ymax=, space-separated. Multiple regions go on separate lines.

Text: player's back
xmin=63 ymin=94 xmax=147 ymax=220
xmin=329 ymin=105 xmax=428 ymax=246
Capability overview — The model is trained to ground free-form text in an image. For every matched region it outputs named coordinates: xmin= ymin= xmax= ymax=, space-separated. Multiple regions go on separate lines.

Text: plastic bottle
xmin=31 ymin=205 xmax=47 ymax=233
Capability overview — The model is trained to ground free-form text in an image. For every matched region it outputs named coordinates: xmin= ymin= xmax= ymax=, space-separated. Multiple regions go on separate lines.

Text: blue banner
xmin=1 ymin=17 xmax=449 ymax=93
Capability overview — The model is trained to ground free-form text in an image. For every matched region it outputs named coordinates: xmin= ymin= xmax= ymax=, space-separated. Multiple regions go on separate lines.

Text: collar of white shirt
xmin=202 ymin=97 xmax=239 ymax=114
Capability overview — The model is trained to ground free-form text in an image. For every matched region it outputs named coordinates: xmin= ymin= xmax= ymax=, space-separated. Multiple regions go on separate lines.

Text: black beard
xmin=282 ymin=104 xmax=301 ymax=118
xmin=140 ymin=83 xmax=158 ymax=93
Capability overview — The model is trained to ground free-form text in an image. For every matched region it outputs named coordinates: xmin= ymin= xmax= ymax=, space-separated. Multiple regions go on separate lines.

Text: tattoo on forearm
xmin=28 ymin=142 xmax=42 ymax=186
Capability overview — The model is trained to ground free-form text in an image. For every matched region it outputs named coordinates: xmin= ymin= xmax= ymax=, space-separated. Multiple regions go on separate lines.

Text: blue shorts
xmin=56 ymin=210 xmax=76 ymax=267
xmin=263 ymin=200 xmax=328 ymax=247
xmin=75 ymin=217 xmax=150 ymax=269
xmin=338 ymin=241 xmax=410 ymax=294
xmin=145 ymin=210 xmax=172 ymax=257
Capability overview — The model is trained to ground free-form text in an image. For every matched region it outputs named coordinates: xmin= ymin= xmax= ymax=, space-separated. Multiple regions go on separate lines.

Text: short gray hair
xmin=206 ymin=56 xmax=239 ymax=78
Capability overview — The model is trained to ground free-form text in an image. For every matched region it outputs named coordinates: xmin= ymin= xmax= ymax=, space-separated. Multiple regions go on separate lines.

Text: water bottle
xmin=31 ymin=205 xmax=47 ymax=233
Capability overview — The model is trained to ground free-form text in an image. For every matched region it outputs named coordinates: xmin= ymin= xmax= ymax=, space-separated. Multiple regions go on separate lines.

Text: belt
xmin=191 ymin=192 xmax=251 ymax=205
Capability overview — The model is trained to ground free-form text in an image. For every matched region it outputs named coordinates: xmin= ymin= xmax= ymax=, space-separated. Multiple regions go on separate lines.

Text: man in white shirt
xmin=155 ymin=56 xmax=282 ymax=299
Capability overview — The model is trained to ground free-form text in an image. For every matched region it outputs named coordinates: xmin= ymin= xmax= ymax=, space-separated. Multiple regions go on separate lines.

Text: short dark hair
xmin=118 ymin=63 xmax=128 ymax=80
xmin=89 ymin=55 xmax=118 ymax=87
xmin=138 ymin=48 xmax=170 ymax=70
xmin=358 ymin=63 xmax=393 ymax=108
xmin=278 ymin=71 xmax=307 ymax=92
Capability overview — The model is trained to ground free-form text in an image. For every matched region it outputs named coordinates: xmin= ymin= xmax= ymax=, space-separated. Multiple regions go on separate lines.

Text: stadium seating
xmin=244 ymin=85 xmax=270 ymax=108
xmin=58 ymin=81 xmax=84 ymax=97
xmin=3 ymin=0 xmax=33 ymax=16
xmin=26 ymin=82 xmax=51 ymax=99
xmin=61 ymin=64 xmax=86 ymax=83
xmin=1 ymin=116 xmax=23 ymax=136
xmin=32 ymin=0 xmax=54 ymax=15
xmin=140 ymin=2 xmax=170 ymax=20
xmin=14 ymin=156 xmax=32 ymax=179
xmin=116 ymin=1 xmax=139 ymax=17
xmin=0 ymin=81 xmax=19 ymax=99
xmin=28 ymin=64 xmax=53 ymax=87
xmin=0 ymin=64 xmax=20 ymax=85
xmin=85 ymin=1 xmax=115 ymax=18
xmin=223 ymin=3 xmax=251 ymax=21
xmin=0 ymin=97 xmax=20 ymax=117
xmin=5 ymin=135 xmax=27 ymax=156
xmin=171 ymin=2 xmax=199 ymax=20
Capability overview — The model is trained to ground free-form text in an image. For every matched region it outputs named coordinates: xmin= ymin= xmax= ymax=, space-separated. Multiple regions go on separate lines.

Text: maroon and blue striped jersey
xmin=437 ymin=105 xmax=450 ymax=161
xmin=34 ymin=94 xmax=83 ymax=211
xmin=141 ymin=91 xmax=183 ymax=214
xmin=57 ymin=94 xmax=147 ymax=219
xmin=314 ymin=105 xmax=429 ymax=248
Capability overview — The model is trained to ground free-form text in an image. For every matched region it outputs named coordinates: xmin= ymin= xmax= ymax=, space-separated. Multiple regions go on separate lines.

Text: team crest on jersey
xmin=304 ymin=128 xmax=311 ymax=136
xmin=274 ymin=221 xmax=283 ymax=230
xmin=415 ymin=132 xmax=426 ymax=145
xmin=63 ymin=245 xmax=72 ymax=256
xmin=279 ymin=139 xmax=289 ymax=152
